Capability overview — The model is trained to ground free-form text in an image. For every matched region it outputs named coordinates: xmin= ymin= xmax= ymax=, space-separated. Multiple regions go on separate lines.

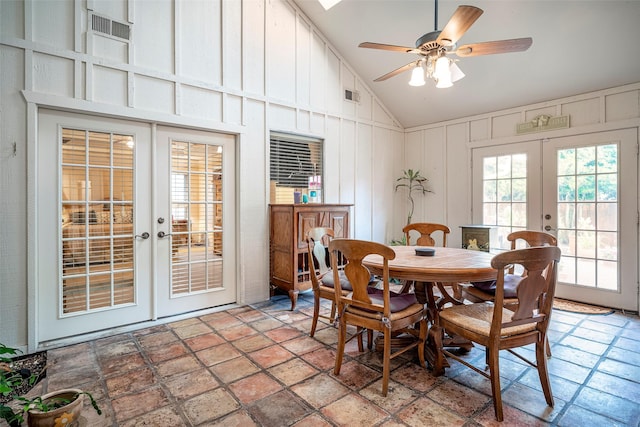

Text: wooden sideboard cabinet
xmin=269 ymin=204 xmax=352 ymax=310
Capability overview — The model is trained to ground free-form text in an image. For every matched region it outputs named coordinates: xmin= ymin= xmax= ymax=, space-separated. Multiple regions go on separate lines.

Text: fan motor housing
xmin=415 ymin=30 xmax=441 ymax=50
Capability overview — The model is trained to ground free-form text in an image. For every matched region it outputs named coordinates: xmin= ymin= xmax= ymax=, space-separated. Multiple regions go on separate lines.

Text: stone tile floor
xmin=10 ymin=292 xmax=640 ymax=426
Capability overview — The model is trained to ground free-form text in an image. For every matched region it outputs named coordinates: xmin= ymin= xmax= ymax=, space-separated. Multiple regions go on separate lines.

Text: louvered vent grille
xmin=91 ymin=13 xmax=131 ymax=41
xmin=92 ymin=14 xmax=110 ymax=35
xmin=111 ymin=21 xmax=130 ymax=40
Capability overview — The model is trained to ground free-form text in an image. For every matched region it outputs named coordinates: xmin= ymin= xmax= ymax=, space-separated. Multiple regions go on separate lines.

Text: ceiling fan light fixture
xmin=433 ymin=56 xmax=451 ymax=80
xmin=408 ymin=65 xmax=426 ymax=86
xmin=450 ymin=61 xmax=465 ymax=82
xmin=435 ymin=74 xmax=453 ymax=89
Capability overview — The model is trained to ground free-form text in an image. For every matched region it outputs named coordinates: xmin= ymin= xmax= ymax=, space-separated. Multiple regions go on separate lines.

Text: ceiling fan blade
xmin=373 ymin=62 xmax=416 ymax=82
xmin=436 ymin=5 xmax=483 ymax=46
xmin=359 ymin=42 xmax=419 ymax=54
xmin=454 ymin=37 xmax=533 ymax=57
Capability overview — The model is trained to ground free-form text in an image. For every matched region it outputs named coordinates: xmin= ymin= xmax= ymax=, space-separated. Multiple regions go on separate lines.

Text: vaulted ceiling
xmin=293 ymin=0 xmax=640 ymax=128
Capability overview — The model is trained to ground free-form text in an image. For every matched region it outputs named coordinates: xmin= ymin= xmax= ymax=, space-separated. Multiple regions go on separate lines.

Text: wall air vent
xmin=344 ymin=89 xmax=360 ymax=103
xmin=90 ymin=13 xmax=131 ymax=41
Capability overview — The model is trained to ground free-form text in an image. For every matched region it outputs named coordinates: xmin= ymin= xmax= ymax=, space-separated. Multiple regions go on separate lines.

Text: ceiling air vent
xmin=344 ymin=89 xmax=360 ymax=103
xmin=90 ymin=13 xmax=131 ymax=41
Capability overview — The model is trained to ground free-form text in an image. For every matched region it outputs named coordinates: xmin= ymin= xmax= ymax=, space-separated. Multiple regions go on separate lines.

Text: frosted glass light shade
xmin=408 ymin=66 xmax=426 ymax=86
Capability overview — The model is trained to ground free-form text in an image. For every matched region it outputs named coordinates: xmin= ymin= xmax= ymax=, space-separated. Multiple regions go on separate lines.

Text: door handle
xmin=544 ymin=225 xmax=556 ymax=232
xmin=157 ymin=231 xmax=172 ymax=238
xmin=135 ymin=232 xmax=150 ymax=240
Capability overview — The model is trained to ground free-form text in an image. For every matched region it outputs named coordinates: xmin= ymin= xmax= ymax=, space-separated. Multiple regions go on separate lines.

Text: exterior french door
xmin=473 ymin=129 xmax=638 ymax=311
xmin=37 ymin=112 xmax=236 ymax=344
xmin=542 ymin=129 xmax=637 ymax=310
xmin=38 ymin=110 xmax=153 ymax=342
xmin=155 ymin=127 xmax=236 ymax=317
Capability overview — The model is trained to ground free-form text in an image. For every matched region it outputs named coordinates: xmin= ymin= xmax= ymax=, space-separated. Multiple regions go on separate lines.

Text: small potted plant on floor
xmin=1 ymin=343 xmax=102 ymax=427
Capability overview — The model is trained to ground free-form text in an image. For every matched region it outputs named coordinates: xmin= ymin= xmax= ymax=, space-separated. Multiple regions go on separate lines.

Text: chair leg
xmin=381 ymin=328 xmax=391 ymax=396
xmin=357 ymin=327 xmax=364 ymax=352
xmin=537 ymin=337 xmax=554 ymax=408
xmin=488 ymin=345 xmax=504 ymax=422
xmin=310 ymin=290 xmax=321 ymax=337
xmin=367 ymin=329 xmax=374 ymax=350
xmin=329 ymin=301 xmax=337 ymax=323
xmin=545 ymin=337 xmax=552 ymax=358
xmin=333 ymin=317 xmax=347 ymax=376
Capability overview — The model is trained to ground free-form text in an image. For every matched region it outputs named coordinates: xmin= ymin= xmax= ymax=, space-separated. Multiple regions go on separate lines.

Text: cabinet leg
xmin=288 ymin=290 xmax=299 ymax=311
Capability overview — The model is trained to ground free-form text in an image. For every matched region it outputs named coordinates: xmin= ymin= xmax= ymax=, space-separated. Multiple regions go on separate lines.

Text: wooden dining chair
xmin=402 ymin=222 xmax=459 ymax=298
xmin=403 ymin=222 xmax=450 ymax=247
xmin=306 ymin=227 xmax=350 ymax=337
xmin=461 ymin=230 xmax=558 ymax=303
xmin=329 ymin=238 xmax=427 ymax=396
xmin=460 ymin=230 xmax=557 ymax=357
xmin=435 ymin=246 xmax=561 ymax=421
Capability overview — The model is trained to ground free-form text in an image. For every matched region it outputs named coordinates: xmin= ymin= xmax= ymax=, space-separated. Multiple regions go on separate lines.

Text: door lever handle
xmin=157 ymin=231 xmax=172 ymax=238
xmin=135 ymin=232 xmax=150 ymax=240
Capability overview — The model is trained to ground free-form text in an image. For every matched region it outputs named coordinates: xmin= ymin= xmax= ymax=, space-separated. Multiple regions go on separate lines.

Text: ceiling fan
xmin=358 ymin=1 xmax=533 ymax=88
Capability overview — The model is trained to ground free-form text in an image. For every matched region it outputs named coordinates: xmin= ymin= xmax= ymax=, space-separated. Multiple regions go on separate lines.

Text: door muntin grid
xmin=60 ymin=128 xmax=135 ymax=315
xmin=170 ymin=141 xmax=223 ymax=296
xmin=555 ymin=143 xmax=619 ymax=290
xmin=481 ymin=153 xmax=528 ymax=251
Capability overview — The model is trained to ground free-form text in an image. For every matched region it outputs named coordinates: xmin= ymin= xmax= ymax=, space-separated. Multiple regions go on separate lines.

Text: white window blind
xmin=270 ymin=132 xmax=323 ymax=203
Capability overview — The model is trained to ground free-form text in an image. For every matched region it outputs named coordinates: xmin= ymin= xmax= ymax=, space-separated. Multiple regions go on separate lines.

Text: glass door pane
xmin=170 ymin=141 xmax=223 ymax=295
xmin=543 ymin=129 xmax=637 ymax=310
xmin=61 ymin=128 xmax=135 ymax=314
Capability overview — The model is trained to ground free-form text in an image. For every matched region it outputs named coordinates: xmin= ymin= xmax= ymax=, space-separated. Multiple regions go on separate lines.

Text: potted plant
xmin=1 ymin=343 xmax=101 ymax=427
xmin=395 ymin=169 xmax=433 ymax=226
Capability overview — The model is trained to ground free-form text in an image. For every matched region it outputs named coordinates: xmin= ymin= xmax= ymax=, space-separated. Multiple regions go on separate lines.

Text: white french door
xmin=542 ymin=129 xmax=638 ymax=310
xmin=472 ymin=129 xmax=638 ymax=311
xmin=37 ymin=111 xmax=237 ymax=343
xmin=38 ymin=110 xmax=153 ymax=342
xmin=155 ymin=127 xmax=236 ymax=317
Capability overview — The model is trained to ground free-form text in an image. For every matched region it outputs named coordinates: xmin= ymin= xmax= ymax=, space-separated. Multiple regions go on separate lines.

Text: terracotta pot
xmin=27 ymin=388 xmax=84 ymax=427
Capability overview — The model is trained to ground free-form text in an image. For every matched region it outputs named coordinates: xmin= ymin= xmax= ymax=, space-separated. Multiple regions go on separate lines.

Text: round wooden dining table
xmin=363 ymin=245 xmax=497 ymax=375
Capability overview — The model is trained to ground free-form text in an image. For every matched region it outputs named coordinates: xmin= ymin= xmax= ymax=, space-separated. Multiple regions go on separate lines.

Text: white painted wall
xmin=0 ymin=0 xmax=404 ymax=349
xmin=405 ymin=84 xmax=640 ymax=250
xmin=0 ymin=0 xmax=638 ymax=350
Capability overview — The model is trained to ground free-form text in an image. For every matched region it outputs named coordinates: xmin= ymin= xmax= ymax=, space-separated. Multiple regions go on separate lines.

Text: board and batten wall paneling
xmin=180 ymin=85 xmax=223 ymax=121
xmin=223 ymin=0 xmax=242 ymax=91
xmin=323 ymin=116 xmax=342 ymax=204
xmin=339 ymin=120 xmax=357 ymax=207
xmin=310 ymin=31 xmax=326 ymax=110
xmin=134 ymin=0 xmax=174 ymax=74
xmin=32 ymin=53 xmax=74 ymax=97
xmin=241 ymin=98 xmax=269 ymax=304
xmin=243 ymin=0 xmax=266 ymax=96
xmin=422 ymin=127 xmax=447 ymax=226
xmin=445 ymin=122 xmax=471 ymax=249
xmin=93 ymin=66 xmax=128 ymax=107
xmin=0 ymin=45 xmax=28 ymax=347
xmin=561 ymin=97 xmax=601 ymax=127
xmin=373 ymin=127 xmax=403 ymax=244
xmin=179 ymin=0 xmax=221 ymax=84
xmin=267 ymin=0 xmax=296 ymax=103
xmin=33 ymin=1 xmax=73 ymax=49
xmin=357 ymin=86 xmax=373 ymax=122
xmin=354 ymin=123 xmax=374 ymax=240
xmin=295 ymin=14 xmax=312 ymax=107
xmin=326 ymin=48 xmax=342 ymax=115
xmin=605 ymin=90 xmax=640 ymax=122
